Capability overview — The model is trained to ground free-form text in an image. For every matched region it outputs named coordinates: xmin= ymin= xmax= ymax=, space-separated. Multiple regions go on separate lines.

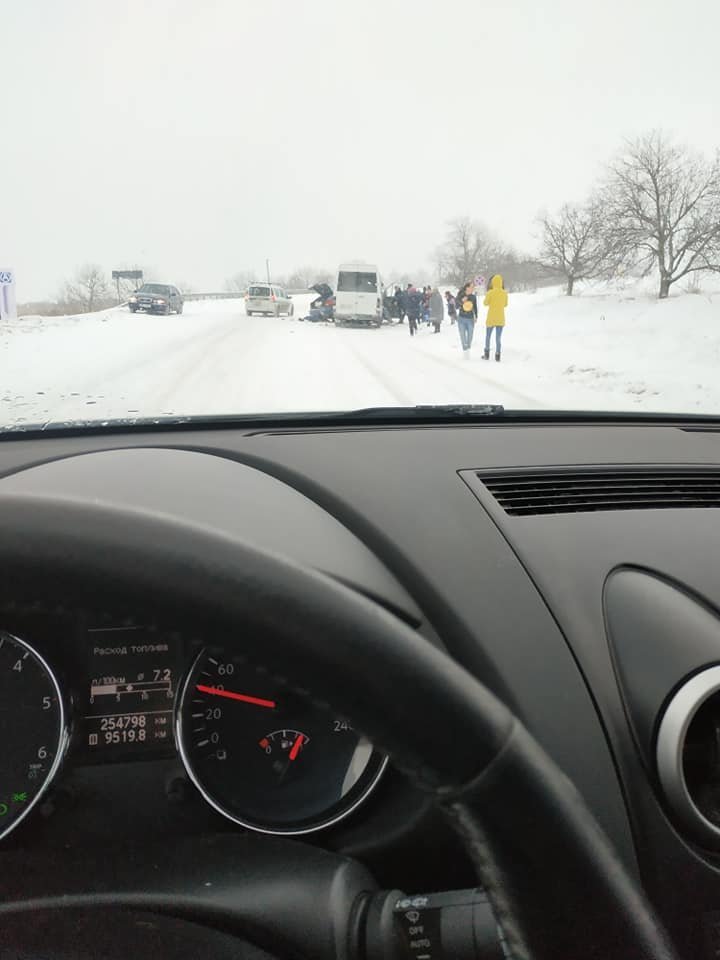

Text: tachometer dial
xmin=0 ymin=632 xmax=66 ymax=841
xmin=176 ymin=649 xmax=386 ymax=835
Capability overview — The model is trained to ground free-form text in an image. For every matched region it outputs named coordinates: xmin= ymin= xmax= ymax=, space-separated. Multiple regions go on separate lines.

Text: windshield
xmin=2 ymin=1 xmax=720 ymax=430
xmin=337 ymin=272 xmax=378 ymax=294
xmin=135 ymin=285 xmax=170 ymax=296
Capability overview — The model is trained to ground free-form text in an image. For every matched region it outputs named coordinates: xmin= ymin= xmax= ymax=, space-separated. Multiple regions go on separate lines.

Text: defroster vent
xmin=480 ymin=469 xmax=720 ymax=516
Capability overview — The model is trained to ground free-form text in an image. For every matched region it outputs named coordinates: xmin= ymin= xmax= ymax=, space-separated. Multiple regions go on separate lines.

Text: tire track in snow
xmin=151 ymin=315 xmax=267 ymax=413
xmin=409 ymin=344 xmax=540 ymax=407
xmin=45 ymin=312 xmax=243 ymax=422
xmin=340 ymin=333 xmax=419 ymax=406
xmin=344 ymin=325 xmax=540 ymax=408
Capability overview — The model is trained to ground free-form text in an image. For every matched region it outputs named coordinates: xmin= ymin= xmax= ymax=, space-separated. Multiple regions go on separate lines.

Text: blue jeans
xmin=457 ymin=316 xmax=475 ymax=350
xmin=485 ymin=325 xmax=503 ymax=353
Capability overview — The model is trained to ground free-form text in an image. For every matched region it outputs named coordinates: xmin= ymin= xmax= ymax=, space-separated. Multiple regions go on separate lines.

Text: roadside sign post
xmin=111 ymin=269 xmax=143 ymax=304
xmin=0 ymin=269 xmax=17 ymax=322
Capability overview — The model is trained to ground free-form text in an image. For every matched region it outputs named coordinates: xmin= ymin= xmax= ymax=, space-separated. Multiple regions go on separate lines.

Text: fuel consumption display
xmin=0 ymin=632 xmax=65 ymax=841
xmin=176 ymin=648 xmax=387 ymax=834
xmin=80 ymin=627 xmax=179 ymax=760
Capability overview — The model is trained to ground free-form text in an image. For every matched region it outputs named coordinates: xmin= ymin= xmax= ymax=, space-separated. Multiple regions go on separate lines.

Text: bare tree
xmin=284 ymin=270 xmax=308 ymax=290
xmin=436 ymin=218 xmax=506 ymax=287
xmin=537 ymin=201 xmax=614 ymax=295
xmin=224 ymin=270 xmax=256 ymax=293
xmin=285 ymin=267 xmax=334 ymax=289
xmin=63 ymin=264 xmax=111 ymax=313
xmin=496 ymin=254 xmax=557 ymax=293
xmin=309 ymin=268 xmax=335 ymax=287
xmin=604 ymin=131 xmax=720 ymax=298
xmin=387 ymin=270 xmax=428 ymax=288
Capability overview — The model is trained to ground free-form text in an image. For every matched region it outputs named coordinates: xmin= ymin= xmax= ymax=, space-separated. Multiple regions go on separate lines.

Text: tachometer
xmin=176 ymin=648 xmax=386 ymax=835
xmin=0 ymin=632 xmax=66 ymax=841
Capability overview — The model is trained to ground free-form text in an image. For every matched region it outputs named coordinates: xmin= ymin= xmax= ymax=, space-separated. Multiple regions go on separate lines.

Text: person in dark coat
xmin=405 ymin=284 xmax=423 ymax=336
xmin=445 ymin=290 xmax=457 ymax=325
xmin=429 ymin=288 xmax=444 ymax=333
xmin=456 ymin=282 xmax=478 ymax=356
xmin=422 ymin=286 xmax=431 ymax=324
xmin=394 ymin=285 xmax=405 ymax=323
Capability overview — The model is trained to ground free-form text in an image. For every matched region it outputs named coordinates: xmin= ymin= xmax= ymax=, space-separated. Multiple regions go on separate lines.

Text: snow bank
xmin=473 ymin=282 xmax=720 ymax=412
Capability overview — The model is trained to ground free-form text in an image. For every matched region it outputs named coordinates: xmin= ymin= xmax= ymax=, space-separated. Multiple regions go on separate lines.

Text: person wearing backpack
xmin=456 ymin=282 xmax=477 ymax=357
xmin=483 ymin=274 xmax=508 ymax=361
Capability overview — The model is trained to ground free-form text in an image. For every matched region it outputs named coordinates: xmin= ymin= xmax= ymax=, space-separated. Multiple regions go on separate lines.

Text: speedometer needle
xmin=289 ymin=733 xmax=304 ymax=761
xmin=196 ymin=684 xmax=276 ymax=709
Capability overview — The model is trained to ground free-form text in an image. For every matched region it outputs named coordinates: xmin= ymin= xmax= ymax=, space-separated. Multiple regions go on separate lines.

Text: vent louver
xmin=481 ymin=469 xmax=720 ymax=516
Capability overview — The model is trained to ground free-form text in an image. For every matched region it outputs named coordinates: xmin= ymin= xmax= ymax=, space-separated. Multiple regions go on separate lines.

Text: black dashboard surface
xmin=3 ymin=418 xmax=720 ymax=951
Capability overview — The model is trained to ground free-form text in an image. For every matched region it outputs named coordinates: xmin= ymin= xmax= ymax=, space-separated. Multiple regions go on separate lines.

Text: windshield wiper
xmin=339 ymin=403 xmax=505 ymax=420
xmin=9 ymin=406 xmax=720 ymax=440
xmin=5 ymin=404 xmax=507 ymax=435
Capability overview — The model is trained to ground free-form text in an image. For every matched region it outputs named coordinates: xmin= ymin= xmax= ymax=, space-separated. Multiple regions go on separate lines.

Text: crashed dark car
xmin=302 ymin=283 xmax=335 ymax=322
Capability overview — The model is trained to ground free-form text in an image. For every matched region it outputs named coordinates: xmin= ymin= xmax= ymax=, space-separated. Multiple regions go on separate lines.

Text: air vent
xmin=481 ymin=470 xmax=720 ymax=516
xmin=656 ymin=666 xmax=720 ymax=845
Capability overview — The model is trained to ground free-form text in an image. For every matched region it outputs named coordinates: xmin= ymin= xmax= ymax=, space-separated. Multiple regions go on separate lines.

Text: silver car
xmin=245 ymin=283 xmax=294 ymax=317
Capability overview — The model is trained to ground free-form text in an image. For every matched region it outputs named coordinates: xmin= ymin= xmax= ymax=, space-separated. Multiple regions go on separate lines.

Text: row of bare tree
xmin=434 ymin=218 xmax=553 ymax=293
xmin=537 ymin=131 xmax=720 ymax=298
xmin=434 ymin=131 xmax=720 ymax=300
xmin=37 ymin=130 xmax=719 ymax=316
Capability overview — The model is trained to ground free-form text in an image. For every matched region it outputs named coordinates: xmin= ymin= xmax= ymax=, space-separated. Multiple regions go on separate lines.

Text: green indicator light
xmin=0 ymin=803 xmax=8 ymax=817
xmin=12 ymin=792 xmax=27 ymax=803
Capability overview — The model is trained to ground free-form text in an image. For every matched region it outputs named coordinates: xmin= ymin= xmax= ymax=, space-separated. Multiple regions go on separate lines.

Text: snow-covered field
xmin=2 ymin=283 xmax=720 ymax=428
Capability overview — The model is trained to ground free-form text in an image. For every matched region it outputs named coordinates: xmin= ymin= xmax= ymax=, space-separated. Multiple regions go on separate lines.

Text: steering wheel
xmin=0 ymin=494 xmax=678 ymax=960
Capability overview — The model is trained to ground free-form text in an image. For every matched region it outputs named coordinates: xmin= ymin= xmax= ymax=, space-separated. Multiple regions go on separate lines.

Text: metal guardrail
xmin=181 ymin=292 xmax=245 ymax=301
xmin=182 ymin=290 xmax=309 ymax=301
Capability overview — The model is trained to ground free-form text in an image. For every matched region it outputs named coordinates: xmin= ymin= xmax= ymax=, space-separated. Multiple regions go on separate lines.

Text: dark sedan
xmin=128 ymin=283 xmax=184 ymax=315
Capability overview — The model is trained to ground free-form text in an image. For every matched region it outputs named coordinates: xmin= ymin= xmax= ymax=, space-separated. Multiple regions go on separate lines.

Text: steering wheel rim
xmin=0 ymin=493 xmax=678 ymax=960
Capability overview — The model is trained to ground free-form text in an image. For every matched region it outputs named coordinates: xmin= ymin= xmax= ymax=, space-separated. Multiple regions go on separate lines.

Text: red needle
xmin=196 ymin=684 xmax=276 ymax=709
xmin=289 ymin=734 xmax=304 ymax=761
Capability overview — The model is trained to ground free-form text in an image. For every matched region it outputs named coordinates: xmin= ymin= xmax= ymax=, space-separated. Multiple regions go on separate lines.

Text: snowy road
xmin=3 ymin=284 xmax=720 ymax=428
xmin=1 ymin=297 xmax=542 ymax=427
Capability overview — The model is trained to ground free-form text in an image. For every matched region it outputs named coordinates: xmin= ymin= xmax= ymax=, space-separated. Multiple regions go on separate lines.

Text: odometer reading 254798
xmin=176 ymin=648 xmax=387 ymax=835
xmin=0 ymin=632 xmax=65 ymax=841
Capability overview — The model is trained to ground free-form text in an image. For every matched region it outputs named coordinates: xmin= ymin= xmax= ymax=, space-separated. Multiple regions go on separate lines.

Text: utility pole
xmin=266 ymin=259 xmax=271 ymax=284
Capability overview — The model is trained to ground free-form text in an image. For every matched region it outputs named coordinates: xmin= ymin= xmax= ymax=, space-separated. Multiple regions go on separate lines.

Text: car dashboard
xmin=3 ymin=416 xmax=720 ymax=956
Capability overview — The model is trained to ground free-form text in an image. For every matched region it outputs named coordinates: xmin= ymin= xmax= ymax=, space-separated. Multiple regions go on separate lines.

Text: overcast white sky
xmin=3 ymin=0 xmax=719 ymax=300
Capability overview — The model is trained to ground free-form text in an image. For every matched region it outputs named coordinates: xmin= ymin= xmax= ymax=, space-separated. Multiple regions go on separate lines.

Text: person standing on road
xmin=483 ymin=274 xmax=508 ymax=361
xmin=445 ymin=291 xmax=457 ymax=325
xmin=394 ymin=285 xmax=405 ymax=323
xmin=403 ymin=283 xmax=413 ymax=324
xmin=456 ymin=282 xmax=477 ymax=357
xmin=430 ymin=288 xmax=444 ymax=334
xmin=405 ymin=284 xmax=422 ymax=336
xmin=420 ymin=286 xmax=430 ymax=325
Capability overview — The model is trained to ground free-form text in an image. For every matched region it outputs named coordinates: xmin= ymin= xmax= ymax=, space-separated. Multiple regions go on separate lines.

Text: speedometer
xmin=0 ymin=632 xmax=66 ymax=841
xmin=175 ymin=647 xmax=387 ymax=835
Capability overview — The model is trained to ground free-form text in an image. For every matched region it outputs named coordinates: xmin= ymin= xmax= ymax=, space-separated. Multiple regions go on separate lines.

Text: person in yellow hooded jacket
xmin=483 ymin=274 xmax=508 ymax=362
